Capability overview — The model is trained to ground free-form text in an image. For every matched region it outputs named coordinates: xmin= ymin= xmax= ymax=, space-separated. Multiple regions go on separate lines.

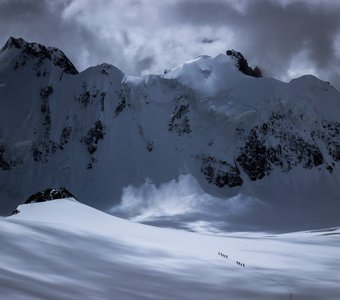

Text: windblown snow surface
xmin=1 ymin=199 xmax=339 ymax=300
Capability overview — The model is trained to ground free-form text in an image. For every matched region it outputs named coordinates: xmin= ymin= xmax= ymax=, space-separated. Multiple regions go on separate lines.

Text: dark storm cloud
xmin=0 ymin=0 xmax=340 ymax=88
xmin=246 ymin=0 xmax=340 ymax=87
xmin=172 ymin=0 xmax=340 ymax=86
xmin=136 ymin=56 xmax=155 ymax=74
xmin=0 ymin=0 xmax=127 ymax=72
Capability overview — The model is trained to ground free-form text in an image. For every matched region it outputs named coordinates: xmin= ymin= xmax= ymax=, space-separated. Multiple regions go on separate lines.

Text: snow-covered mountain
xmin=1 ymin=37 xmax=340 ymax=231
xmin=1 ymin=195 xmax=340 ymax=299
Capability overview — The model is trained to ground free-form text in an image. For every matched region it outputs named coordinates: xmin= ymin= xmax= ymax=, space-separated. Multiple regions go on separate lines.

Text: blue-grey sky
xmin=1 ymin=0 xmax=340 ymax=88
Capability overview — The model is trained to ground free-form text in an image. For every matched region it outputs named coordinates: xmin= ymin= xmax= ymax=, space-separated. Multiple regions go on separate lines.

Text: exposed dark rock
xmin=226 ymin=49 xmax=262 ymax=78
xmin=82 ymin=120 xmax=105 ymax=155
xmin=147 ymin=141 xmax=154 ymax=152
xmin=59 ymin=126 xmax=72 ymax=149
xmin=80 ymin=91 xmax=91 ymax=107
xmin=47 ymin=140 xmax=58 ymax=155
xmin=2 ymin=37 xmax=78 ymax=75
xmin=29 ymin=85 xmax=60 ymax=163
xmin=40 ymin=85 xmax=54 ymax=99
xmin=136 ymin=124 xmax=154 ymax=152
xmin=24 ymin=187 xmax=75 ymax=204
xmin=198 ymin=154 xmax=243 ymax=188
xmin=77 ymin=83 xmax=91 ymax=107
xmin=100 ymin=92 xmax=106 ymax=111
xmin=317 ymin=120 xmax=340 ymax=161
xmin=33 ymin=59 xmax=48 ymax=77
xmin=327 ymin=165 xmax=334 ymax=173
xmin=31 ymin=143 xmax=43 ymax=162
xmin=237 ymin=129 xmax=270 ymax=180
xmin=168 ymin=94 xmax=192 ymax=135
xmin=0 ymin=144 xmax=14 ymax=170
xmin=115 ymin=98 xmax=126 ymax=116
xmin=253 ymin=66 xmax=262 ymax=78
xmin=40 ymin=85 xmax=54 ymax=137
xmin=31 ymin=140 xmax=58 ymax=163
xmin=237 ymin=112 xmax=325 ymax=181
xmin=12 ymin=209 xmax=20 ymax=215
xmin=99 ymin=64 xmax=111 ymax=75
xmin=114 ymin=88 xmax=130 ymax=117
xmin=87 ymin=157 xmax=96 ymax=169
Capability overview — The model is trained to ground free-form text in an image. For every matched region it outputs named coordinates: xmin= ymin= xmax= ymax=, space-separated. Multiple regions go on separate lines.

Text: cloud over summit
xmin=1 ymin=0 xmax=340 ymax=88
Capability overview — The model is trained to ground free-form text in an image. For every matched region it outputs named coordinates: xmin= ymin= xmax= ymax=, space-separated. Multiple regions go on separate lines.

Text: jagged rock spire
xmin=226 ymin=49 xmax=262 ymax=78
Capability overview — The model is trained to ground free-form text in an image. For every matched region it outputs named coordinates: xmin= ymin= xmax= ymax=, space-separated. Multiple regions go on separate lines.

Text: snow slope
xmin=1 ymin=199 xmax=339 ymax=299
xmin=1 ymin=37 xmax=340 ymax=232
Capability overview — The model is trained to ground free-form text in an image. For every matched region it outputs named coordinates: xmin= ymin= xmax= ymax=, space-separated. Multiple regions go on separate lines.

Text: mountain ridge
xmin=1 ymin=37 xmax=340 ymax=232
xmin=0 ymin=36 xmax=78 ymax=76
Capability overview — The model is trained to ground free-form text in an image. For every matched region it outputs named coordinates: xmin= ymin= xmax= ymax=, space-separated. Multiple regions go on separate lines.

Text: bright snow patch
xmin=1 ymin=199 xmax=339 ymax=299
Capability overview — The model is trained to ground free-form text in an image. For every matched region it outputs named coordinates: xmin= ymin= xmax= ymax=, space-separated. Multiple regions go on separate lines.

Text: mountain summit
xmin=1 ymin=37 xmax=340 ymax=231
xmin=0 ymin=36 xmax=78 ymax=75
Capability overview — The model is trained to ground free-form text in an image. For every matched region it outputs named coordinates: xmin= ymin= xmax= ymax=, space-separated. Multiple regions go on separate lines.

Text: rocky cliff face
xmin=1 ymin=37 xmax=340 ymax=231
xmin=1 ymin=36 xmax=78 ymax=75
xmin=226 ymin=49 xmax=262 ymax=78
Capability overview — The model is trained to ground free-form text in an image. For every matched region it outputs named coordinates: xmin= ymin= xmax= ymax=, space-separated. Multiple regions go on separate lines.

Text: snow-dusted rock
xmin=24 ymin=187 xmax=75 ymax=204
xmin=1 ymin=37 xmax=340 ymax=231
xmin=1 ymin=36 xmax=78 ymax=75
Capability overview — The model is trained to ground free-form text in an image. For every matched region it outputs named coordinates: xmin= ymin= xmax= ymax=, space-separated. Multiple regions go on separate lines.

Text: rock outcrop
xmin=24 ymin=187 xmax=75 ymax=204
xmin=226 ymin=49 xmax=262 ymax=78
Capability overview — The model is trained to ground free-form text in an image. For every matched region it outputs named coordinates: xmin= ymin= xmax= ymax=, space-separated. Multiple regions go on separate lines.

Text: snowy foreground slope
xmin=1 ymin=198 xmax=339 ymax=300
xmin=1 ymin=37 xmax=340 ymax=231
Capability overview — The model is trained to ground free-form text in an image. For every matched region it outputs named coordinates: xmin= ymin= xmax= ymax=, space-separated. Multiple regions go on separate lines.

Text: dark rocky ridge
xmin=168 ymin=94 xmax=192 ymax=135
xmin=196 ymin=114 xmax=340 ymax=188
xmin=236 ymin=113 xmax=333 ymax=181
xmin=12 ymin=187 xmax=74 ymax=216
xmin=24 ymin=187 xmax=75 ymax=204
xmin=226 ymin=49 xmax=262 ymax=78
xmin=198 ymin=154 xmax=243 ymax=188
xmin=1 ymin=37 xmax=78 ymax=75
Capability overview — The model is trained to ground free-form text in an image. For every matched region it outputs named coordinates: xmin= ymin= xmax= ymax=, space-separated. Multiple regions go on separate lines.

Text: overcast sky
xmin=1 ymin=0 xmax=340 ymax=89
